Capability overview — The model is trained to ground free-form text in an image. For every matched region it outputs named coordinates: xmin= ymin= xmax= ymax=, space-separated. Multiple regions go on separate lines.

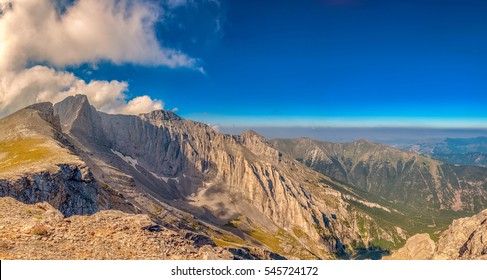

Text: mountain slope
xmin=0 ymin=101 xmax=290 ymax=260
xmin=49 ymin=95 xmax=412 ymax=258
xmin=272 ymin=138 xmax=487 ymax=213
xmin=0 ymin=103 xmax=98 ymax=216
xmin=403 ymin=137 xmax=487 ymax=167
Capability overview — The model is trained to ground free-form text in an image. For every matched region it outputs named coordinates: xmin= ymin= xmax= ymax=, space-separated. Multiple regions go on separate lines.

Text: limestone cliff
xmin=50 ymin=95 xmax=407 ymax=259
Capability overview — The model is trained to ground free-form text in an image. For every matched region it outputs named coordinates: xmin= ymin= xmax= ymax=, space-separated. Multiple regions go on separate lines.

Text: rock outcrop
xmin=0 ymin=197 xmax=233 ymax=260
xmin=0 ymin=164 xmax=98 ymax=216
xmin=433 ymin=209 xmax=487 ymax=260
xmin=387 ymin=210 xmax=487 ymax=260
xmin=384 ymin=233 xmax=435 ymax=260
xmin=0 ymin=102 xmax=98 ymax=216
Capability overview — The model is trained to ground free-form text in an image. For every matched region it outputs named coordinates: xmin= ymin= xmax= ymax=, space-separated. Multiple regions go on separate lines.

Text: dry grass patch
xmin=30 ymin=224 xmax=49 ymax=236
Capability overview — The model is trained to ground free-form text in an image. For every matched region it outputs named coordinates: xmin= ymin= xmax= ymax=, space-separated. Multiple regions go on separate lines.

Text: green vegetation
xmin=204 ymin=226 xmax=247 ymax=248
xmin=248 ymin=227 xmax=319 ymax=259
xmin=213 ymin=239 xmax=240 ymax=248
xmin=370 ymin=238 xmax=395 ymax=250
xmin=226 ymin=216 xmax=319 ymax=259
xmin=247 ymin=228 xmax=284 ymax=252
xmin=322 ymin=178 xmax=470 ymax=242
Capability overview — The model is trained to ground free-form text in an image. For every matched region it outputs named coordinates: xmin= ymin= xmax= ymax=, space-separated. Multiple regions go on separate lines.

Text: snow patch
xmin=111 ymin=149 xmax=138 ymax=170
xmin=149 ymin=171 xmax=180 ymax=184
xmin=149 ymin=171 xmax=170 ymax=183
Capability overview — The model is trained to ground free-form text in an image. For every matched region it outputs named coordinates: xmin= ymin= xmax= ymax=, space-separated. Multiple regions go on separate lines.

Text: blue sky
xmin=73 ymin=0 xmax=487 ymax=127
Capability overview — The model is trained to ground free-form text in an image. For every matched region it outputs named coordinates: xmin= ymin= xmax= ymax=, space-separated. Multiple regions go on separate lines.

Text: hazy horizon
xmin=219 ymin=126 xmax=487 ymax=144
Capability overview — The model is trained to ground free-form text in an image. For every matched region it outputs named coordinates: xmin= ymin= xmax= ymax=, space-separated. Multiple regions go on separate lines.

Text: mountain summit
xmin=2 ymin=95 xmax=486 ymax=260
xmin=51 ymin=94 xmax=410 ymax=259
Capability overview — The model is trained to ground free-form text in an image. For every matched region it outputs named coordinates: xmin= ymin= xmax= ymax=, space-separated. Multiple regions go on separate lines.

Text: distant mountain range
xmin=272 ymin=138 xmax=487 ymax=213
xmin=402 ymin=137 xmax=487 ymax=167
xmin=1 ymin=95 xmax=486 ymax=260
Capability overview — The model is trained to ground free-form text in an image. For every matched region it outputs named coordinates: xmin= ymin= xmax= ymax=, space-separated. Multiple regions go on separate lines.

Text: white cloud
xmin=0 ymin=0 xmax=197 ymax=71
xmin=119 ymin=95 xmax=163 ymax=115
xmin=0 ymin=66 xmax=163 ymax=118
xmin=0 ymin=0 xmax=189 ymax=117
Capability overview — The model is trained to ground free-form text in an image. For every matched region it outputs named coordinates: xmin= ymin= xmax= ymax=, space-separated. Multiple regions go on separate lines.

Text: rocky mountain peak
xmin=24 ymin=102 xmax=60 ymax=130
xmin=139 ymin=109 xmax=182 ymax=123
xmin=236 ymin=130 xmax=283 ymax=161
xmin=53 ymin=94 xmax=106 ymax=144
xmin=53 ymin=94 xmax=93 ymax=130
xmin=238 ymin=130 xmax=268 ymax=143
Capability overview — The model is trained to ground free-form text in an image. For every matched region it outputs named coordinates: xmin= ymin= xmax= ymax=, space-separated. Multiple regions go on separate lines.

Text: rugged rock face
xmin=0 ymin=197 xmax=233 ymax=260
xmin=0 ymin=99 xmax=290 ymax=260
xmin=433 ymin=209 xmax=487 ymax=260
xmin=271 ymin=138 xmax=487 ymax=212
xmin=387 ymin=210 xmax=487 ymax=260
xmin=0 ymin=164 xmax=98 ymax=216
xmin=384 ymin=233 xmax=435 ymax=260
xmin=50 ymin=95 xmax=407 ymax=259
xmin=0 ymin=102 xmax=98 ymax=216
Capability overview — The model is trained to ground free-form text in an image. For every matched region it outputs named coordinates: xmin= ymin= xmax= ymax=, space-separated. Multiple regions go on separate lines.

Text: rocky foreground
xmin=386 ymin=209 xmax=487 ymax=260
xmin=0 ymin=197 xmax=232 ymax=260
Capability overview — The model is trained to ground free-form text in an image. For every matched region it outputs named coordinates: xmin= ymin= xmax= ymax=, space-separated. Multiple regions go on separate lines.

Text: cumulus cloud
xmin=0 ymin=66 xmax=163 ymax=117
xmin=0 ymin=0 xmax=192 ymax=117
xmin=0 ymin=0 xmax=196 ymax=71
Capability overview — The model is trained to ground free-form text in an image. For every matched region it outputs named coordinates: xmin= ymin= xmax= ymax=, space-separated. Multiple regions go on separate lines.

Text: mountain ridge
xmin=272 ymin=137 xmax=487 ymax=213
xmin=4 ymin=95 xmax=486 ymax=259
xmin=50 ymin=95 xmax=412 ymax=258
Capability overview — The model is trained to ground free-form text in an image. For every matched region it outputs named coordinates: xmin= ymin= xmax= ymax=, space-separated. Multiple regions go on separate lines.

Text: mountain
xmin=2 ymin=96 xmax=487 ymax=259
xmin=432 ymin=137 xmax=487 ymax=154
xmin=4 ymin=95 xmax=487 ymax=260
xmin=272 ymin=138 xmax=487 ymax=212
xmin=432 ymin=152 xmax=487 ymax=168
xmin=0 ymin=100 xmax=273 ymax=260
xmin=402 ymin=137 xmax=487 ymax=167
xmin=386 ymin=209 xmax=487 ymax=260
xmin=271 ymin=138 xmax=487 ymax=237
xmin=0 ymin=95 xmax=416 ymax=259
xmin=51 ymin=95 xmax=413 ymax=258
xmin=0 ymin=102 xmax=98 ymax=216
